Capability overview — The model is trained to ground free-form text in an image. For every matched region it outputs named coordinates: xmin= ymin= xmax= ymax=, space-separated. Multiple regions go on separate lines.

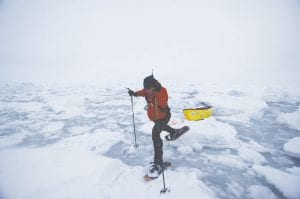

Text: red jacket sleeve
xmin=135 ymin=89 xmax=146 ymax=97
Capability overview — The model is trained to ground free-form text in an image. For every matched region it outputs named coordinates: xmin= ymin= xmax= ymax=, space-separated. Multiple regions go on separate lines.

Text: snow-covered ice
xmin=277 ymin=106 xmax=300 ymax=131
xmin=0 ymin=136 xmax=214 ymax=199
xmin=0 ymin=82 xmax=300 ymax=199
xmin=171 ymin=118 xmax=240 ymax=150
xmin=0 ymin=147 xmax=128 ymax=199
xmin=254 ymin=165 xmax=300 ymax=199
xmin=284 ymin=137 xmax=300 ymax=159
xmin=246 ymin=185 xmax=276 ymax=199
xmin=238 ymin=146 xmax=267 ymax=165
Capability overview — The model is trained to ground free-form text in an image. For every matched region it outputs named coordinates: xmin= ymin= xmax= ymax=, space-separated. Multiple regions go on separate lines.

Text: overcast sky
xmin=0 ymin=0 xmax=300 ymax=85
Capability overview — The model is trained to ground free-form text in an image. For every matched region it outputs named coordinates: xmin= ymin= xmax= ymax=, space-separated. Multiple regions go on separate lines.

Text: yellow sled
xmin=183 ymin=105 xmax=213 ymax=121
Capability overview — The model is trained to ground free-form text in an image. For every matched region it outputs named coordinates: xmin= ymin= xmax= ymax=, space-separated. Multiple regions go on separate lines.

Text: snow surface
xmin=0 ymin=145 xmax=214 ymax=199
xmin=254 ymin=165 xmax=300 ymax=199
xmin=246 ymin=185 xmax=276 ymax=199
xmin=284 ymin=137 xmax=300 ymax=159
xmin=0 ymin=82 xmax=300 ymax=199
xmin=277 ymin=106 xmax=300 ymax=131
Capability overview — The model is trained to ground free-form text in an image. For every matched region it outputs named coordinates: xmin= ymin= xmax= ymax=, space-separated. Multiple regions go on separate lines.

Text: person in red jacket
xmin=128 ymin=75 xmax=177 ymax=177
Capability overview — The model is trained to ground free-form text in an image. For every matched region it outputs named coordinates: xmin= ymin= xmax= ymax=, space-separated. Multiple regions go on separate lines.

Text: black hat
xmin=143 ymin=75 xmax=162 ymax=91
xmin=143 ymin=75 xmax=157 ymax=89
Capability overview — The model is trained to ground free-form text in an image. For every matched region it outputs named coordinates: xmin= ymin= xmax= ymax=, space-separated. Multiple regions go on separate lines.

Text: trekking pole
xmin=127 ymin=88 xmax=139 ymax=148
xmin=160 ymin=165 xmax=170 ymax=194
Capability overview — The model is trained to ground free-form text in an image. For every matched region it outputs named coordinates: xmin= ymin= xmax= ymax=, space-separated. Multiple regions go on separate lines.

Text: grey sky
xmin=0 ymin=0 xmax=300 ymax=84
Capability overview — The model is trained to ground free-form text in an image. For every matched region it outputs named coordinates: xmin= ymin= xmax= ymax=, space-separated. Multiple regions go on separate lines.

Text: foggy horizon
xmin=0 ymin=0 xmax=300 ymax=85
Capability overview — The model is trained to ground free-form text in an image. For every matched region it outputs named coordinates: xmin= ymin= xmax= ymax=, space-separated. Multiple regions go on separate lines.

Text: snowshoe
xmin=144 ymin=162 xmax=172 ymax=181
xmin=165 ymin=126 xmax=189 ymax=141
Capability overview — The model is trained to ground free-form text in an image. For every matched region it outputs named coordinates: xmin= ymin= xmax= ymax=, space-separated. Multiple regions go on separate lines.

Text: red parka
xmin=136 ymin=87 xmax=169 ymax=121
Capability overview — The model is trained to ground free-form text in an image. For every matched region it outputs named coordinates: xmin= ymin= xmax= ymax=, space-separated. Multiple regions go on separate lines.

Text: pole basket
xmin=160 ymin=188 xmax=170 ymax=194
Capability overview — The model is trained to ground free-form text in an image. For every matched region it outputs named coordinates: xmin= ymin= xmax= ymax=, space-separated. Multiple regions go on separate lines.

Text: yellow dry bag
xmin=183 ymin=105 xmax=213 ymax=121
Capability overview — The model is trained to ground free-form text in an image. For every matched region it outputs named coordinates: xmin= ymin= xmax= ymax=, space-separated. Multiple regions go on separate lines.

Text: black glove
xmin=128 ymin=90 xmax=137 ymax=97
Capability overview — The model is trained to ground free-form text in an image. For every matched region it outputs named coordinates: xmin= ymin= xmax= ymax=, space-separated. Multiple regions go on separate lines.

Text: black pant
xmin=152 ymin=113 xmax=175 ymax=165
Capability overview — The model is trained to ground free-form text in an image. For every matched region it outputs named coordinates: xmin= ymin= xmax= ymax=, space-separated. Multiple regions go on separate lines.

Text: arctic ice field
xmin=0 ymin=82 xmax=300 ymax=199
